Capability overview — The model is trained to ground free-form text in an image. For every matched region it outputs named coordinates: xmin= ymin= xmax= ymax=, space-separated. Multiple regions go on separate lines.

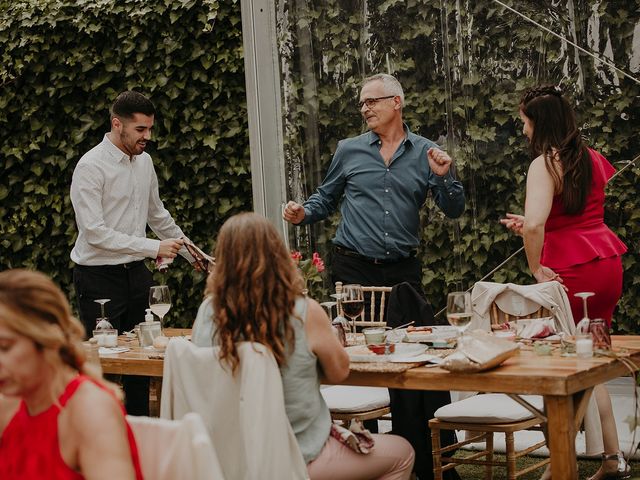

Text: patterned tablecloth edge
xmin=348 ymin=348 xmax=454 ymax=373
xmin=349 ymin=361 xmax=426 ymax=373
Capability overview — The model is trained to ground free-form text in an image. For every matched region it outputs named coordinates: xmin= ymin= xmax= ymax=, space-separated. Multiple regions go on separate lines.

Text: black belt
xmin=334 ymin=245 xmax=415 ymax=265
xmin=77 ymin=260 xmax=146 ymax=271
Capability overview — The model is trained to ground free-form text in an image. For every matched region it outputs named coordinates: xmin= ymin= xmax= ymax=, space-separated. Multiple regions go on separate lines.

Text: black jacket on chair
xmin=387 ymin=282 xmax=460 ymax=480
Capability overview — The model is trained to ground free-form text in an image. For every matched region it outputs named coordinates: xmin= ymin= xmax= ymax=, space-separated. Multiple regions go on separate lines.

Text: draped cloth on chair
xmin=161 ymin=338 xmax=309 ymax=480
xmin=470 ymin=280 xmax=575 ymax=334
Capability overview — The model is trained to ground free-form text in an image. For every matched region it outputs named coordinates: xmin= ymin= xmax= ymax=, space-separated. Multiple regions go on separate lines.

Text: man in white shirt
xmin=70 ymin=90 xmax=193 ymax=415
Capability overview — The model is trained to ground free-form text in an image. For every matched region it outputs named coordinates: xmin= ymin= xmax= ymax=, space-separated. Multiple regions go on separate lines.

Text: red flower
xmin=291 ymin=251 xmax=303 ymax=264
xmin=312 ymin=252 xmax=325 ymax=273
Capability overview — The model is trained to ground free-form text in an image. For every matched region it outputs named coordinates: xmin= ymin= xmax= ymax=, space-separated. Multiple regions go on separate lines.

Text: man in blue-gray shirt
xmin=284 ymin=74 xmax=464 ymax=480
xmin=283 ymin=73 xmax=464 ymax=295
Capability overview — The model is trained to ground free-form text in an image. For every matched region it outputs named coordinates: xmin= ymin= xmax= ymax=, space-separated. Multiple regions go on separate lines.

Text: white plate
xmin=346 ymin=343 xmax=427 ymax=362
xmin=404 ymin=325 xmax=458 ymax=343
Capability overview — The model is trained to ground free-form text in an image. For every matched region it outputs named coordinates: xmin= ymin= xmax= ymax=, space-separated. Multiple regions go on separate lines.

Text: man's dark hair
xmin=110 ymin=91 xmax=155 ymax=120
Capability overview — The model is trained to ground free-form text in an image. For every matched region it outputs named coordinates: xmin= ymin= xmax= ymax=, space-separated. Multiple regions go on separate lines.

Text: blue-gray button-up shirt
xmin=298 ymin=126 xmax=465 ymax=260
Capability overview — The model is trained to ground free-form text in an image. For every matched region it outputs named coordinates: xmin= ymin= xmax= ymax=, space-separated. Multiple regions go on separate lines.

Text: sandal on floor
xmin=587 ymin=452 xmax=631 ymax=480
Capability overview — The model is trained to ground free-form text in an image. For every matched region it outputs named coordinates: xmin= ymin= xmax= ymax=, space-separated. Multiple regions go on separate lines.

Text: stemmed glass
xmin=574 ymin=292 xmax=595 ymax=333
xmin=446 ymin=291 xmax=472 ymax=338
xmin=320 ymin=301 xmax=337 ymax=319
xmin=94 ymin=298 xmax=113 ymax=329
xmin=149 ymin=286 xmax=172 ymax=326
xmin=339 ymin=284 xmax=364 ymax=334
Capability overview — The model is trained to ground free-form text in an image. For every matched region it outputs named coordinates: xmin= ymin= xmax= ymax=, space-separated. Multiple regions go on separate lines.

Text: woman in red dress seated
xmin=0 ymin=269 xmax=143 ymax=480
xmin=501 ymin=85 xmax=629 ymax=480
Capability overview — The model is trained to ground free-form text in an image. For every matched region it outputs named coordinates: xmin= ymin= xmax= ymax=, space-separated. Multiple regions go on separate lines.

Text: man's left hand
xmin=427 ymin=148 xmax=452 ymax=177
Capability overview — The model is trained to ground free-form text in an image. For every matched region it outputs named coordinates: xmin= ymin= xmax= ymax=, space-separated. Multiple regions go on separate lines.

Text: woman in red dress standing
xmin=501 ymin=85 xmax=629 ymax=480
xmin=0 ymin=269 xmax=143 ymax=480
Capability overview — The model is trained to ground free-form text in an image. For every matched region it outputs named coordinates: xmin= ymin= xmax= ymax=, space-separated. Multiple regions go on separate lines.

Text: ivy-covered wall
xmin=0 ymin=0 xmax=251 ymax=326
xmin=0 ymin=0 xmax=638 ymax=333
xmin=278 ymin=0 xmax=640 ymax=332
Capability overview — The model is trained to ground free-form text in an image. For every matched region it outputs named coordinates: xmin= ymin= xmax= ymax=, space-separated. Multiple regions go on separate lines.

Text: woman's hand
xmin=499 ymin=213 xmax=524 ymax=236
xmin=532 ymin=265 xmax=568 ymax=291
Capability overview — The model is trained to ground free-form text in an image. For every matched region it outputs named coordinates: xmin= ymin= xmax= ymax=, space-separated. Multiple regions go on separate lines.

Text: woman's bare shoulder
xmin=65 ymin=380 xmax=126 ymax=435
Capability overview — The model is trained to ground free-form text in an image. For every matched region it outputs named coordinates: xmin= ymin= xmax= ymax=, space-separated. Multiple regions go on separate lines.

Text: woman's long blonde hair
xmin=0 ymin=269 xmax=120 ymax=398
xmin=206 ymin=212 xmax=303 ymax=372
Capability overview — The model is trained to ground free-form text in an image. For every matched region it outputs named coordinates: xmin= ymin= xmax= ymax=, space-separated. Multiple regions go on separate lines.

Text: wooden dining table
xmin=100 ymin=333 xmax=640 ymax=479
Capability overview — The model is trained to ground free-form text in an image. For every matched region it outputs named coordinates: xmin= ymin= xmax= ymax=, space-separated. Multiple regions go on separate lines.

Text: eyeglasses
xmin=183 ymin=238 xmax=215 ymax=274
xmin=358 ymin=95 xmax=395 ymax=109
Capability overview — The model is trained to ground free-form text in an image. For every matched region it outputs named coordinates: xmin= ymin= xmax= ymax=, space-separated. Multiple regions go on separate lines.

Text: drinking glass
xmin=574 ymin=292 xmax=595 ymax=333
xmin=94 ymin=298 xmax=113 ymax=329
xmin=149 ymin=285 xmax=172 ymax=326
xmin=574 ymin=292 xmax=595 ymax=358
xmin=340 ymin=284 xmax=364 ymax=334
xmin=446 ymin=291 xmax=472 ymax=337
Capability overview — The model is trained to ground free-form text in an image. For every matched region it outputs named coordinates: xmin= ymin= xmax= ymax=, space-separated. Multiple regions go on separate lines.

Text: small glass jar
xmin=93 ymin=328 xmax=118 ymax=347
xmin=363 ymin=327 xmax=386 ymax=345
xmin=575 ymin=334 xmax=593 ymax=358
xmin=139 ymin=321 xmax=162 ymax=347
xmin=589 ymin=318 xmax=611 ymax=350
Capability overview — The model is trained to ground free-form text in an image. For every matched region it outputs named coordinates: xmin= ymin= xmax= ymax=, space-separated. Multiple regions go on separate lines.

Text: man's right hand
xmin=283 ymin=201 xmax=305 ymax=224
xmin=158 ymin=238 xmax=184 ymax=258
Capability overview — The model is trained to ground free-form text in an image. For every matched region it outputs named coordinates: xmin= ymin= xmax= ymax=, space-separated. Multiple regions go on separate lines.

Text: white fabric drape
xmin=160 ymin=338 xmax=309 ymax=480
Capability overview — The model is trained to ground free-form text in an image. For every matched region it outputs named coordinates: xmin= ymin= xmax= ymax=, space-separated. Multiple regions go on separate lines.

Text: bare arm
xmin=523 ymin=156 xmax=559 ymax=283
xmin=67 ymin=383 xmax=137 ymax=480
xmin=304 ymin=299 xmax=349 ymax=383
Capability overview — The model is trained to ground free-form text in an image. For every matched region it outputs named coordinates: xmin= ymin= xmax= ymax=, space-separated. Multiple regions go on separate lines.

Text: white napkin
xmin=389 ymin=353 xmax=443 ymax=364
xmin=99 ymin=346 xmax=130 ymax=356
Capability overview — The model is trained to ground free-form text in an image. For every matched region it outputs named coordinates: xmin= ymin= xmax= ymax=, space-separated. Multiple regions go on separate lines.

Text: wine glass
xmin=446 ymin=291 xmax=472 ymax=337
xmin=574 ymin=292 xmax=595 ymax=333
xmin=149 ymin=285 xmax=172 ymax=326
xmin=340 ymin=284 xmax=364 ymax=334
xmin=94 ymin=298 xmax=113 ymax=329
xmin=320 ymin=301 xmax=337 ymax=319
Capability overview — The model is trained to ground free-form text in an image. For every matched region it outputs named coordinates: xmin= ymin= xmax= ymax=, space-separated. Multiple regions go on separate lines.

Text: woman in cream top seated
xmin=192 ymin=212 xmax=414 ymax=480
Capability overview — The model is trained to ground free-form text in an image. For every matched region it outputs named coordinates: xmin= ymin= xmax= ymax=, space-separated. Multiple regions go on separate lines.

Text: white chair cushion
xmin=321 ymin=386 xmax=390 ymax=413
xmin=434 ymin=394 xmax=544 ymax=423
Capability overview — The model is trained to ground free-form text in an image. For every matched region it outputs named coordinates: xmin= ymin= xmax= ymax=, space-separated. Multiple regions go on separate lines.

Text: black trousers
xmin=331 ymin=248 xmax=459 ymax=480
xmin=73 ymin=261 xmax=154 ymax=416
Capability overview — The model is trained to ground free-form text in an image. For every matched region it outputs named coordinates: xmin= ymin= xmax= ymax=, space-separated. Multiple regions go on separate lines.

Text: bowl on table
xmin=367 ymin=343 xmax=395 ymax=355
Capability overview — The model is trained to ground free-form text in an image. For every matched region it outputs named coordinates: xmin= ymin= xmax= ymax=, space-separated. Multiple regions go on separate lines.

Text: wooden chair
xmin=335 ymin=281 xmax=392 ymax=329
xmin=323 ymin=282 xmax=393 ymax=426
xmin=127 ymin=413 xmax=225 ymax=480
xmin=490 ymin=302 xmax=551 ymax=330
xmin=429 ymin=394 xmax=549 ymax=480
xmin=430 ymin=283 xmax=574 ymax=480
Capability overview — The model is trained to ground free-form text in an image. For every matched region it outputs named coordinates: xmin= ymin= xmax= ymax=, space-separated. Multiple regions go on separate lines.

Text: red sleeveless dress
xmin=541 ymin=149 xmax=627 ymax=325
xmin=0 ymin=375 xmax=144 ymax=480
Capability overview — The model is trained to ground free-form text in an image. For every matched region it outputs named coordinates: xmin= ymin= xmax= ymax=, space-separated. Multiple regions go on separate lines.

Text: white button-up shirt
xmin=70 ymin=133 xmax=189 ymax=266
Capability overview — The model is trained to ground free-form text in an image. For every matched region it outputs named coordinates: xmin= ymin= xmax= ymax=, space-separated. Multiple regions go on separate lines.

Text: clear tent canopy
xmin=240 ymin=0 xmax=640 ymax=307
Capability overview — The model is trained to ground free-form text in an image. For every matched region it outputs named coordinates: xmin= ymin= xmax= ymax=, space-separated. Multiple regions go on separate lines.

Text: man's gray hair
xmin=362 ymin=73 xmax=405 ymax=107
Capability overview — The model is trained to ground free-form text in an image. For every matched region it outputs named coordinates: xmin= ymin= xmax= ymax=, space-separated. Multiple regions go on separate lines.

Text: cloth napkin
xmin=512 ymin=317 xmax=556 ymax=338
xmin=329 ymin=420 xmax=375 ymax=454
xmin=98 ymin=346 xmax=130 ymax=355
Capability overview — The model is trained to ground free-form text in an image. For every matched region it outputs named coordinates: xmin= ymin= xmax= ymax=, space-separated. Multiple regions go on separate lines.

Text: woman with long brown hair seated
xmin=192 ymin=212 xmax=415 ymax=479
xmin=0 ymin=269 xmax=143 ymax=480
